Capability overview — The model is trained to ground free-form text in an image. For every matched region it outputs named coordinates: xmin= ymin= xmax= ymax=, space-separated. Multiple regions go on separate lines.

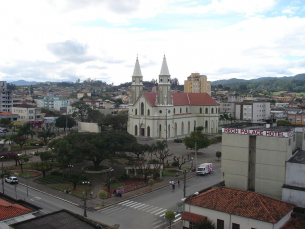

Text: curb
xmin=19 ymin=182 xmax=79 ymax=207
xmin=96 ymin=173 xmax=197 ymax=210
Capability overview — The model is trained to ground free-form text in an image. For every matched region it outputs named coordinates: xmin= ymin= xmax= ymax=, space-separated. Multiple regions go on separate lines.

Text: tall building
xmin=184 ymin=73 xmax=211 ymax=95
xmin=0 ymin=81 xmax=13 ymax=113
xmin=221 ymin=123 xmax=305 ymax=200
xmin=127 ymin=56 xmax=219 ymax=139
xmin=36 ymin=96 xmax=70 ymax=111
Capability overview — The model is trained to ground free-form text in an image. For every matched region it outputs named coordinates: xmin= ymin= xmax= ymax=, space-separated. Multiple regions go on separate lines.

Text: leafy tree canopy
xmin=183 ymin=131 xmax=210 ymax=150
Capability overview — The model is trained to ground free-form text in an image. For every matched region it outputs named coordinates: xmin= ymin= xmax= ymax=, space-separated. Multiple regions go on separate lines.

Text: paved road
xmin=3 ymin=169 xmax=221 ymax=228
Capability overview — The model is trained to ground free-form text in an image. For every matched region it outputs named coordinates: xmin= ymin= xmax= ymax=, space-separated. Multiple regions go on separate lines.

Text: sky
xmin=0 ymin=0 xmax=304 ymax=85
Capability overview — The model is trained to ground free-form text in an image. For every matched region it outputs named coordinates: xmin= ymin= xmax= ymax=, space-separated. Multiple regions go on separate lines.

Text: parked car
xmin=0 ymin=128 xmax=8 ymax=133
xmin=5 ymin=176 xmax=19 ymax=184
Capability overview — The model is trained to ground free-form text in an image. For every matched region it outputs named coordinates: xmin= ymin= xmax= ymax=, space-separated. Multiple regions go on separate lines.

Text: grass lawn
xmin=110 ymin=182 xmax=123 ymax=189
xmin=163 ymin=168 xmax=178 ymax=176
xmin=51 ymin=183 xmax=92 ymax=199
xmin=13 ymin=171 xmax=39 ymax=178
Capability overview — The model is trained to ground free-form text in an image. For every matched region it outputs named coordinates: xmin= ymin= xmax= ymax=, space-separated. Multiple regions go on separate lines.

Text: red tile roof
xmin=181 ymin=212 xmax=206 ymax=222
xmin=0 ymin=199 xmax=33 ymax=220
xmin=142 ymin=92 xmax=219 ymax=107
xmin=186 ymin=187 xmax=295 ymax=224
xmin=281 ymin=218 xmax=305 ymax=229
xmin=0 ymin=112 xmax=14 ymax=115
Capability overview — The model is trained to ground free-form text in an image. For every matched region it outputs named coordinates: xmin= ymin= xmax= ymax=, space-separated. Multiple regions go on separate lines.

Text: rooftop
xmin=288 ymin=150 xmax=305 ymax=164
xmin=186 ymin=187 xmax=295 ymax=224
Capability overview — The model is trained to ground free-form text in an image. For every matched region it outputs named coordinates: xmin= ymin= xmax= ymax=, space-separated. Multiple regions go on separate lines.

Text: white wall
xmin=285 ymin=162 xmax=305 ymax=188
xmin=282 ymin=188 xmax=305 ymax=208
xmin=78 ymin=122 xmax=100 ymax=133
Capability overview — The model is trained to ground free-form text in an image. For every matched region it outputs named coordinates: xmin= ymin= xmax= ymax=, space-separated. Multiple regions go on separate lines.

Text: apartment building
xmin=36 ymin=96 xmax=70 ymax=111
xmin=235 ymin=101 xmax=270 ymax=122
xmin=184 ymin=73 xmax=211 ymax=95
xmin=12 ymin=105 xmax=42 ymax=123
xmin=0 ymin=81 xmax=13 ymax=113
xmin=221 ymin=123 xmax=304 ymax=200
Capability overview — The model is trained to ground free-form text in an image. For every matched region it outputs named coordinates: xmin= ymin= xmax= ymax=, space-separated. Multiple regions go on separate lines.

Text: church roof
xmin=159 ymin=55 xmax=170 ymax=76
xmin=132 ymin=57 xmax=142 ymax=77
xmin=142 ymin=92 xmax=219 ymax=107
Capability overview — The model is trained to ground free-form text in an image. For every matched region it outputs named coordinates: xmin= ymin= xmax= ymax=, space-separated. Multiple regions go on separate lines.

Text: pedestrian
xmin=177 ymin=180 xmax=180 ymax=187
xmin=176 ymin=172 xmax=179 ymax=178
xmin=117 ymin=189 xmax=121 ymax=198
xmin=171 ymin=180 xmax=175 ymax=191
xmin=90 ymin=190 xmax=93 ymax=198
xmin=162 ymin=170 xmax=164 ymax=177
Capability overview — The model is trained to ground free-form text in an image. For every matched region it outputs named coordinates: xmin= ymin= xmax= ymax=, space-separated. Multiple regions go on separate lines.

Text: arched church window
xmin=205 ymin=108 xmax=208 ymax=114
xmin=147 ymin=109 xmax=150 ymax=116
xmin=174 ymin=108 xmax=175 ymax=114
xmin=200 ymin=108 xmax=202 ymax=113
xmin=180 ymin=108 xmax=182 ymax=113
xmin=141 ymin=103 xmax=144 ymax=115
xmin=135 ymin=109 xmax=137 ymax=115
xmin=211 ymin=108 xmax=214 ymax=114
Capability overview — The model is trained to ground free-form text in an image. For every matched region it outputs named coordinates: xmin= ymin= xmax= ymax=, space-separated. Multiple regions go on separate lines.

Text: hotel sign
xmin=222 ymin=128 xmax=295 ymax=138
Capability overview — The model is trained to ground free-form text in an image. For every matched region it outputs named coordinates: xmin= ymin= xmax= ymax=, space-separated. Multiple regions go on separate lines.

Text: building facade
xmin=184 ymin=73 xmax=211 ymax=95
xmin=127 ymin=56 xmax=219 ymax=139
xmin=221 ymin=124 xmax=305 ymax=200
xmin=0 ymin=81 xmax=13 ymax=113
xmin=36 ymin=96 xmax=70 ymax=111
xmin=12 ymin=105 xmax=42 ymax=124
xmin=235 ymin=101 xmax=270 ymax=122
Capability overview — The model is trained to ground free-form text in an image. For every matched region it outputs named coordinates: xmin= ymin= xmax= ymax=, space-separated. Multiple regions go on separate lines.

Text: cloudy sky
xmin=0 ymin=0 xmax=304 ymax=85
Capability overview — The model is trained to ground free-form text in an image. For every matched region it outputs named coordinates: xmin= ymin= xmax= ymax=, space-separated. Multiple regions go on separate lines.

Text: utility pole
xmin=195 ymin=142 xmax=197 ymax=171
xmin=183 ymin=170 xmax=186 ymax=198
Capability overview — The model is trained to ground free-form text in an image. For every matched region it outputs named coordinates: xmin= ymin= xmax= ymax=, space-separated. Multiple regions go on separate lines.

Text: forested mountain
xmin=212 ymin=73 xmax=305 ymax=93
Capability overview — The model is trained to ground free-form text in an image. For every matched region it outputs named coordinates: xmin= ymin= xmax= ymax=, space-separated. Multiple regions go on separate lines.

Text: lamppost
xmin=68 ymin=164 xmax=73 ymax=175
xmin=181 ymin=191 xmax=199 ymax=228
xmin=82 ymin=181 xmax=90 ymax=217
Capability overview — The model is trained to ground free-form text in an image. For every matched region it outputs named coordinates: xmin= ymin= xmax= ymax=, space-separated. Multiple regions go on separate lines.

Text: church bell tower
xmin=157 ymin=55 xmax=172 ymax=105
xmin=131 ymin=57 xmax=143 ymax=104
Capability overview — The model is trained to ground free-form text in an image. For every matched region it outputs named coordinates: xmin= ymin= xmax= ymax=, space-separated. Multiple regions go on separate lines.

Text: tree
xmin=11 ymin=135 xmax=26 ymax=151
xmin=55 ymin=116 xmax=76 ymax=131
xmin=193 ymin=219 xmax=216 ymax=229
xmin=173 ymin=155 xmax=189 ymax=170
xmin=128 ymin=143 xmax=145 ymax=161
xmin=98 ymin=190 xmax=108 ymax=206
xmin=87 ymin=110 xmax=104 ymax=124
xmin=135 ymin=163 xmax=160 ymax=182
xmin=151 ymin=140 xmax=173 ymax=165
xmin=1 ymin=168 xmax=11 ymax=194
xmin=65 ymin=171 xmax=86 ymax=190
xmin=0 ymin=118 xmax=11 ymax=129
xmin=71 ymin=101 xmax=92 ymax=121
xmin=216 ymin=151 xmax=221 ymax=161
xmin=53 ymin=140 xmax=73 ymax=172
xmin=104 ymin=112 xmax=128 ymax=130
xmin=183 ymin=131 xmax=210 ymax=151
xmin=148 ymin=179 xmax=154 ymax=191
xmin=219 ymin=112 xmax=235 ymax=124
xmin=32 ymin=162 xmax=52 ymax=178
xmin=195 ymin=126 xmax=204 ymax=131
xmin=18 ymin=122 xmax=36 ymax=140
xmin=164 ymin=210 xmax=175 ymax=228
xmin=36 ymin=126 xmax=56 ymax=145
xmin=17 ymin=155 xmax=30 ymax=173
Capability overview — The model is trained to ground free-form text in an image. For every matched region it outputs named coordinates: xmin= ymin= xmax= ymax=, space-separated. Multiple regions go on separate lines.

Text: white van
xmin=196 ymin=163 xmax=213 ymax=175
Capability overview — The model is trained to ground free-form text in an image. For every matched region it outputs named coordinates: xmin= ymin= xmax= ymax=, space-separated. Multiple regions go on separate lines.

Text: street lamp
xmin=82 ymin=181 xmax=90 ymax=217
xmin=68 ymin=164 xmax=73 ymax=175
xmin=181 ymin=191 xmax=199 ymax=229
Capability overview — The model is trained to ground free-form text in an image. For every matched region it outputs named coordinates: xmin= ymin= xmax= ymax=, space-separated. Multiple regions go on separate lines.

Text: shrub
xmin=216 ymin=151 xmax=221 ymax=160
xmin=210 ymin=138 xmax=218 ymax=144
xmin=174 ymin=138 xmax=182 ymax=143
xmin=149 ymin=159 xmax=159 ymax=164
xmin=171 ymin=161 xmax=179 ymax=167
xmin=51 ymin=171 xmax=63 ymax=177
xmin=215 ymin=136 xmax=222 ymax=141
xmin=120 ymin=173 xmax=129 ymax=181
xmin=195 ymin=126 xmax=204 ymax=131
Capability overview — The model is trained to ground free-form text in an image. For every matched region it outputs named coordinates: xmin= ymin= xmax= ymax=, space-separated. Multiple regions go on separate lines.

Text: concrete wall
xmin=183 ymin=204 xmax=275 ymax=229
xmin=78 ymin=122 xmax=100 ymax=133
xmin=221 ymin=133 xmax=249 ymax=190
xmin=285 ymin=162 xmax=305 ymax=187
xmin=282 ymin=188 xmax=305 ymax=208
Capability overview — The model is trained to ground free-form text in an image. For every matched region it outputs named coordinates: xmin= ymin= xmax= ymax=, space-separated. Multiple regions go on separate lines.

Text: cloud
xmin=86 ymin=65 xmax=108 ymax=69
xmin=46 ymin=40 xmax=96 ymax=63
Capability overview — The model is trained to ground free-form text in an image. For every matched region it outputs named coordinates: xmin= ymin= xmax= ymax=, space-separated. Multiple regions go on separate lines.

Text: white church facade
xmin=127 ymin=56 xmax=219 ymax=139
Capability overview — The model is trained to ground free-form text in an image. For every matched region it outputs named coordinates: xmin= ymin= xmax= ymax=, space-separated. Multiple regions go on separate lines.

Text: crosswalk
xmin=98 ymin=200 xmax=181 ymax=229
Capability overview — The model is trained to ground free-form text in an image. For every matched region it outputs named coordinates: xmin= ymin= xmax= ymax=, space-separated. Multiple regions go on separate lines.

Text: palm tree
xmin=36 ymin=126 xmax=56 ymax=145
xmin=0 ymin=167 xmax=11 ymax=194
xmin=151 ymin=140 xmax=172 ymax=165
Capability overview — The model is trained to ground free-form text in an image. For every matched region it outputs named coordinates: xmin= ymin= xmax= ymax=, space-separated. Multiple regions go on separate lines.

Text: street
xmin=2 ymin=168 xmax=221 ymax=228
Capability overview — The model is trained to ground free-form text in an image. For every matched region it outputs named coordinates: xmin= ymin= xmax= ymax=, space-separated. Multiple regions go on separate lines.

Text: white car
xmin=5 ymin=176 xmax=18 ymax=184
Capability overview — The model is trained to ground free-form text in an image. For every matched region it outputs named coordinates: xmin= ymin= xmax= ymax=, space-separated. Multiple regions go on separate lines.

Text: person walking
xmin=171 ymin=180 xmax=175 ymax=191
xmin=177 ymin=180 xmax=180 ymax=187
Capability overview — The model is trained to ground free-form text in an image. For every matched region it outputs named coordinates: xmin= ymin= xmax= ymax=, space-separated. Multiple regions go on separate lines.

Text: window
xmin=186 ymin=108 xmax=188 ymax=113
xmin=217 ymin=219 xmax=224 ymax=229
xmin=180 ymin=108 xmax=182 ymax=113
xmin=232 ymin=223 xmax=240 ymax=229
xmin=200 ymin=108 xmax=202 ymax=113
xmin=29 ymin=110 xmax=33 ymax=113
xmin=205 ymin=108 xmax=208 ymax=114
xmin=147 ymin=109 xmax=150 ymax=116
xmin=211 ymin=108 xmax=214 ymax=113
xmin=135 ymin=109 xmax=137 ymax=115
xmin=173 ymin=108 xmax=175 ymax=114
xmin=29 ymin=116 xmax=33 ymax=119
xmin=141 ymin=103 xmax=144 ymax=115
xmin=159 ymin=110 xmax=162 ymax=114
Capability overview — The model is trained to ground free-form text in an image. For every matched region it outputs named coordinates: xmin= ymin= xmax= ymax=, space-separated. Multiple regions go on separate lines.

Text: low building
xmin=282 ymin=150 xmax=305 ymax=208
xmin=9 ymin=209 xmax=115 ymax=229
xmin=0 ymin=112 xmax=19 ymax=123
xmin=182 ymin=186 xmax=295 ymax=229
xmin=235 ymin=100 xmax=270 ymax=122
xmin=288 ymin=113 xmax=305 ymax=124
xmin=12 ymin=105 xmax=42 ymax=124
xmin=0 ymin=193 xmax=42 ymax=229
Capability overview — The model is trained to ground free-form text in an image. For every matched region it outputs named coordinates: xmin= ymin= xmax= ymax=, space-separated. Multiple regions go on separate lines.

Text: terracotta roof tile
xmin=181 ymin=212 xmax=207 ymax=222
xmin=186 ymin=187 xmax=295 ymax=223
xmin=281 ymin=218 xmax=305 ymax=229
xmin=142 ymin=92 xmax=219 ymax=107
xmin=0 ymin=112 xmax=14 ymax=115
xmin=0 ymin=199 xmax=33 ymax=220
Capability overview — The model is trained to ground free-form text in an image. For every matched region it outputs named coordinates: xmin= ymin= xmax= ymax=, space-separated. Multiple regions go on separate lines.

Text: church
xmin=127 ymin=56 xmax=219 ymax=139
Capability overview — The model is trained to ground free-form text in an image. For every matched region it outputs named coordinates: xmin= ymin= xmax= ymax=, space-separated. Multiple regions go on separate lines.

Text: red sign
xmin=222 ymin=128 xmax=294 ymax=138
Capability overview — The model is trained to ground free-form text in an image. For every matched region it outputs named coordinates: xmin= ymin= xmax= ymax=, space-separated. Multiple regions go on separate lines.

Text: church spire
xmin=132 ymin=57 xmax=143 ymax=77
xmin=159 ymin=55 xmax=170 ymax=76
